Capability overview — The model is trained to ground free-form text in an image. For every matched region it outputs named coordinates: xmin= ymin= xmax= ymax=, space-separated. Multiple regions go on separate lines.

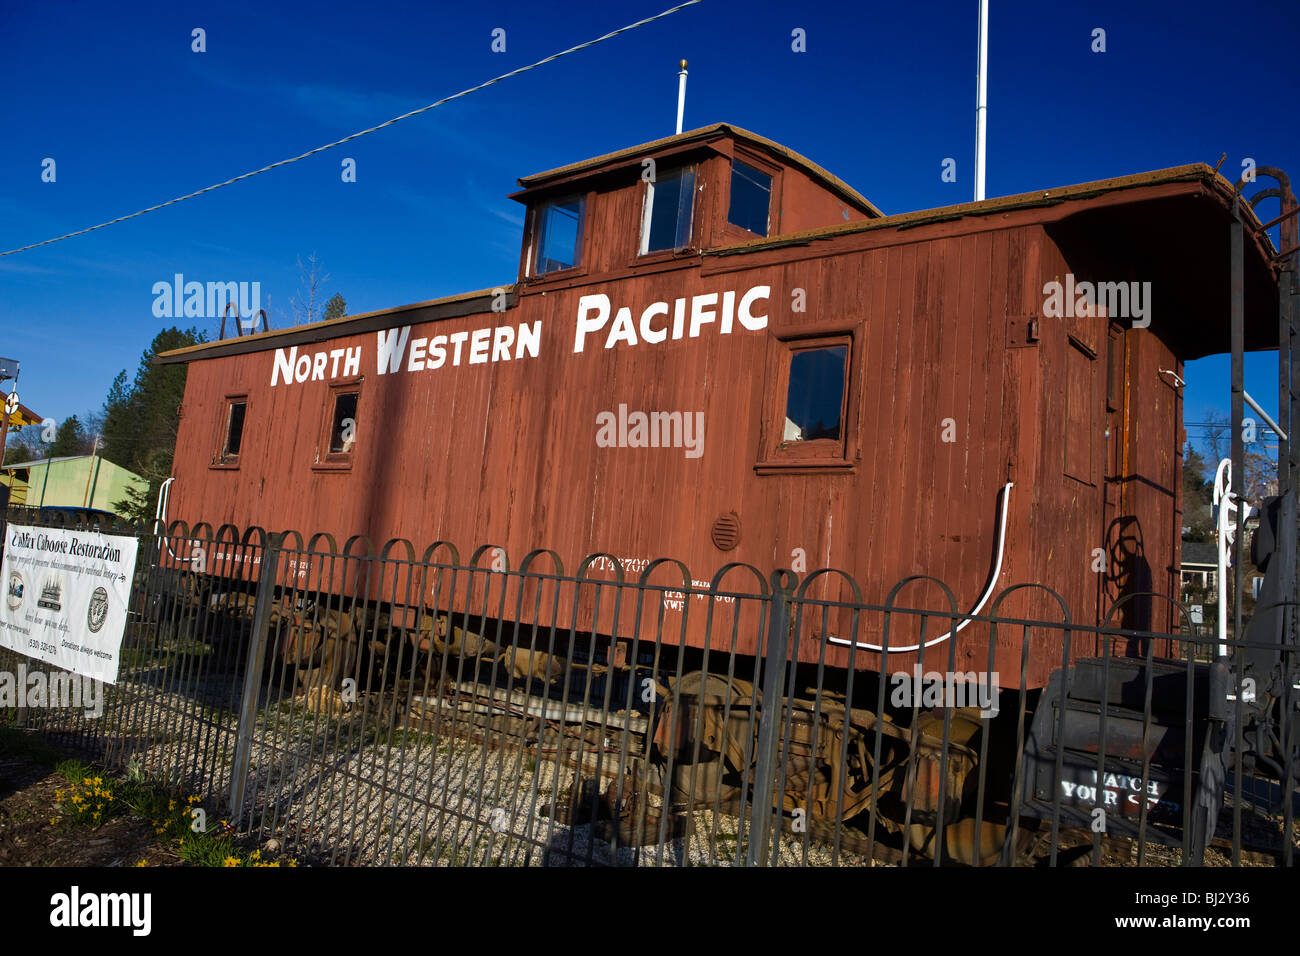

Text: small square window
xmin=329 ymin=392 xmax=358 ymax=454
xmin=755 ymin=332 xmax=856 ymax=475
xmin=533 ymin=196 xmax=585 ymax=274
xmin=783 ymin=347 xmax=847 ymax=442
xmin=728 ymin=160 xmax=772 ymax=236
xmin=641 ymin=166 xmax=696 ymax=254
xmin=220 ymin=399 xmax=246 ymax=463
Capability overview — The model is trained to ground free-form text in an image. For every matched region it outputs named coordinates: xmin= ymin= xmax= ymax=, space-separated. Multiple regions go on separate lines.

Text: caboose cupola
xmin=509 ymin=123 xmax=881 ymax=288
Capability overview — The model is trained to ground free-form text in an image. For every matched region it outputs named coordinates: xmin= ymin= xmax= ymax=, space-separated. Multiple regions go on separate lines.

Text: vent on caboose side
xmin=711 ymin=512 xmax=741 ymax=551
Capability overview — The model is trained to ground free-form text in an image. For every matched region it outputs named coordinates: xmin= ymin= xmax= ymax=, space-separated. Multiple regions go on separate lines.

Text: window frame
xmin=526 ymin=192 xmax=589 ymax=279
xmin=211 ymin=394 xmax=248 ymax=469
xmin=723 ymin=152 xmax=780 ymax=241
xmin=639 ymin=163 xmax=698 ymax=257
xmin=755 ymin=327 xmax=858 ymax=475
xmin=314 ymin=379 xmax=363 ymax=472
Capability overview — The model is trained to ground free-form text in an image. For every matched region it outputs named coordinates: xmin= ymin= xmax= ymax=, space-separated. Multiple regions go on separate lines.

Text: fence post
xmin=747 ymin=568 xmax=795 ymax=866
xmin=229 ymin=533 xmax=282 ymax=823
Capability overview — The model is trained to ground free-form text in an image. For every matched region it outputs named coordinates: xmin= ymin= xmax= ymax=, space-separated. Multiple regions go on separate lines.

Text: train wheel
xmin=652 ymin=670 xmax=759 ymax=807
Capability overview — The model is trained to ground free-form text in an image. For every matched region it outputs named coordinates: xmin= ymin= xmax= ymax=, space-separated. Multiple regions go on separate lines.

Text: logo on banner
xmin=86 ymin=587 xmax=109 ymax=634
xmin=5 ymin=571 xmax=22 ymax=612
xmin=37 ymin=575 xmax=64 ymax=613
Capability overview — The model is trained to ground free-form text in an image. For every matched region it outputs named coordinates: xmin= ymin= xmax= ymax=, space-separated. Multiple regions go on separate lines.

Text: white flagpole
xmin=975 ymin=0 xmax=989 ymax=201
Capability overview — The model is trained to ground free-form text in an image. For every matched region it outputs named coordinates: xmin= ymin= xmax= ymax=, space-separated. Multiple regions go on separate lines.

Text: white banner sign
xmin=1 ymin=523 xmax=138 ymax=684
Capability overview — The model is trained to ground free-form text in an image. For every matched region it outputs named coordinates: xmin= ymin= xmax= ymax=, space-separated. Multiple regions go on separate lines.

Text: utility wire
xmin=1 ymin=1 xmax=702 ymax=258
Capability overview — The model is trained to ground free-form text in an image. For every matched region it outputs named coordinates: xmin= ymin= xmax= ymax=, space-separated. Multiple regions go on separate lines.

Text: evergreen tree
xmin=1182 ymin=444 xmax=1214 ymax=541
xmin=323 ymin=293 xmax=347 ymax=320
xmin=100 ymin=326 xmax=206 ymax=524
xmin=48 ymin=416 xmax=89 ymax=458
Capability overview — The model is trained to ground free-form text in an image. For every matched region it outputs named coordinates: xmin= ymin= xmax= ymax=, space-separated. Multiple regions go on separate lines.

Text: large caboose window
xmin=532 ymin=196 xmax=585 ymax=274
xmin=784 ymin=346 xmax=848 ymax=441
xmin=641 ymin=165 xmax=696 ymax=254
xmin=728 ymin=160 xmax=772 ymax=237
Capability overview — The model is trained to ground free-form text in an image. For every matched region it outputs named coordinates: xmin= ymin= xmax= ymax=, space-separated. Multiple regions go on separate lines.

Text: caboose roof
xmin=155 ymin=152 xmax=1280 ymax=366
xmin=510 ymin=122 xmax=883 ymax=218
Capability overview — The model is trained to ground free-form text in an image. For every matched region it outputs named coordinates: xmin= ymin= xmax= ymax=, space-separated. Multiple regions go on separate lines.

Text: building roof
xmin=1 ymin=454 xmax=116 ymax=471
xmin=3 ymin=400 xmax=42 ymax=429
xmin=1180 ymin=541 xmax=1219 ymax=567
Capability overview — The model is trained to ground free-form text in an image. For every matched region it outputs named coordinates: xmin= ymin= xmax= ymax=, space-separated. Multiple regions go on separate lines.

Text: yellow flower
xmin=93 ymin=777 xmax=102 ymax=786
xmin=249 ymin=850 xmax=260 ymax=860
xmin=287 ymin=860 xmax=298 ymax=867
xmin=168 ymin=800 xmax=176 ymax=811
xmin=187 ymin=795 xmax=200 ymax=805
xmin=49 ymin=818 xmax=58 ymax=825
xmin=105 ymin=794 xmax=113 ymax=802
xmin=223 ymin=857 xmax=240 ymax=867
xmin=82 ymin=777 xmax=91 ymax=785
xmin=134 ymin=860 xmax=148 ymax=868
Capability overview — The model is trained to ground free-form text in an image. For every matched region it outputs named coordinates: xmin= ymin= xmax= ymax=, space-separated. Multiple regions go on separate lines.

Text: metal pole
xmin=1230 ymin=216 xmax=1245 ymax=649
xmin=748 ymin=568 xmax=794 ymax=866
xmin=230 ymin=533 xmax=282 ymax=822
xmin=87 ymin=453 xmax=103 ymax=510
xmin=974 ymin=0 xmax=989 ymax=202
xmin=38 ymin=457 xmax=51 ymax=509
xmin=675 ymin=60 xmax=688 ymax=135
xmin=83 ymin=437 xmax=101 ymax=507
xmin=1229 ymin=207 xmax=1246 ymax=865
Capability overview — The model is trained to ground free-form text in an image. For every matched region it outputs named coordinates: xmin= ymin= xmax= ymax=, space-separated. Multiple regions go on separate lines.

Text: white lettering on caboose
xmin=573 ymin=285 xmax=770 ymax=352
xmin=268 ymin=283 xmax=772 ymax=387
xmin=270 ymin=321 xmax=541 ymax=386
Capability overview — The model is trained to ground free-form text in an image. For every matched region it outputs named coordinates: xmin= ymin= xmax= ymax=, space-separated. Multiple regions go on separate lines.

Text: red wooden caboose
xmin=156 ymin=123 xmax=1279 ymax=687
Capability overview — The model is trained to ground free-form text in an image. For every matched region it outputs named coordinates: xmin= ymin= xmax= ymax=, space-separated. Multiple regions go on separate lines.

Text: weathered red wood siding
xmin=166 ymin=204 xmax=1189 ymax=688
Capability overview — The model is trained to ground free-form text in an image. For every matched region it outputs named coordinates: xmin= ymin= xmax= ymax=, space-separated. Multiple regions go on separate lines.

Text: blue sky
xmin=2 ymin=0 xmax=1297 ymax=467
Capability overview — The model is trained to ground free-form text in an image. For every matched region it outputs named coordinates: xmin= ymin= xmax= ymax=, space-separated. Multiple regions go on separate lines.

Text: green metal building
xmin=0 ymin=454 xmax=147 ymax=514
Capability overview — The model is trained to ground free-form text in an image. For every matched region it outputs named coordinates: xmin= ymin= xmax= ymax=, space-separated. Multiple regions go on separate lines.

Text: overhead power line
xmin=1 ymin=0 xmax=702 ymax=258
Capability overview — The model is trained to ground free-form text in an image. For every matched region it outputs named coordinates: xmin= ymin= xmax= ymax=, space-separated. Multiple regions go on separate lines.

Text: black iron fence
xmin=1 ymin=511 xmax=1295 ymax=866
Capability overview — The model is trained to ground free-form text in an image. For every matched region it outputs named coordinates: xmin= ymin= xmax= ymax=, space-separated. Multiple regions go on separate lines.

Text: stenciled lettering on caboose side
xmin=573 ymin=285 xmax=770 ymax=352
xmin=1058 ymin=768 xmax=1179 ymax=816
xmin=269 ymin=322 xmax=542 ymax=386
xmin=269 ymin=284 xmax=771 ymax=386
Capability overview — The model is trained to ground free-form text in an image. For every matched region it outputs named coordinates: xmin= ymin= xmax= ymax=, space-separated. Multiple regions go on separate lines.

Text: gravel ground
xmin=3 ymin=654 xmax=1292 ymax=868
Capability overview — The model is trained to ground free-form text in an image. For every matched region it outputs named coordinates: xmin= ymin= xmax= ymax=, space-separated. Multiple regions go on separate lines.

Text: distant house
xmin=0 ymin=455 xmax=147 ymax=515
xmin=1179 ymin=539 xmax=1264 ymax=606
xmin=1180 ymin=541 xmax=1218 ymax=601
